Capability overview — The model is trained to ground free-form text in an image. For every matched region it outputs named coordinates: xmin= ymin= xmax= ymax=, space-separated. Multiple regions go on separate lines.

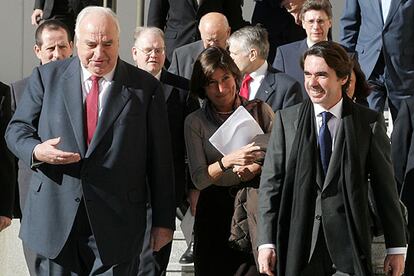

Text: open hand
xmin=33 ymin=137 xmax=81 ymax=165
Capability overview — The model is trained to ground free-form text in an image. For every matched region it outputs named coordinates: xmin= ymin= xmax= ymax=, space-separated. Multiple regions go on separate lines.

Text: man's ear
xmin=131 ymin=47 xmax=138 ymax=63
xmin=341 ymin=75 xmax=349 ymax=85
xmin=34 ymin=44 xmax=41 ymax=59
xmin=249 ymin=48 xmax=258 ymax=62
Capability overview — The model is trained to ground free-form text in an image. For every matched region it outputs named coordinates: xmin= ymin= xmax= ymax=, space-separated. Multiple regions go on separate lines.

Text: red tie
xmin=85 ymin=75 xmax=101 ymax=145
xmin=239 ymin=74 xmax=252 ymax=99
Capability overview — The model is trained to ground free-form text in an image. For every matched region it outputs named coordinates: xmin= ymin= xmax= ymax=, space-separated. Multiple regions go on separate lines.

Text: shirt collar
xmin=313 ymin=98 xmax=343 ymax=119
xmin=249 ymin=61 xmax=268 ymax=80
xmin=306 ymin=38 xmax=329 ymax=48
xmin=154 ymin=70 xmax=162 ymax=80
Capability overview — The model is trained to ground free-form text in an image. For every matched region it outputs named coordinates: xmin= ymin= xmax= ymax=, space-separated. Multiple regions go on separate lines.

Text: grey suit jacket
xmin=340 ymin=0 xmax=414 ymax=93
xmin=5 ymin=57 xmax=176 ymax=266
xmin=273 ymin=39 xmax=308 ymax=98
xmin=168 ymin=40 xmax=204 ymax=79
xmin=254 ymin=66 xmax=303 ymax=113
xmin=10 ymin=78 xmax=33 ymax=212
xmin=258 ymin=99 xmax=406 ymax=273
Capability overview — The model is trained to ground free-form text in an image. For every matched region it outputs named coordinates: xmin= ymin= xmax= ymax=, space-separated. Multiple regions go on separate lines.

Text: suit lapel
xmin=299 ymin=39 xmax=308 ymax=53
xmin=86 ymin=61 xmax=132 ymax=157
xmin=61 ymin=58 xmax=86 ymax=156
xmin=384 ymin=0 xmax=402 ymax=29
xmin=323 ymin=98 xmax=354 ymax=190
xmin=323 ymin=120 xmax=344 ymax=191
xmin=188 ymin=0 xmax=198 ymax=11
xmin=369 ymin=0 xmax=384 ymax=24
xmin=255 ymin=69 xmax=275 ymax=103
xmin=161 ymin=70 xmax=172 ymax=102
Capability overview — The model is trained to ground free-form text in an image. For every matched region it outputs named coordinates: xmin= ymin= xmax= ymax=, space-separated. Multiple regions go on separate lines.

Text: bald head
xmin=198 ymin=12 xmax=231 ymax=49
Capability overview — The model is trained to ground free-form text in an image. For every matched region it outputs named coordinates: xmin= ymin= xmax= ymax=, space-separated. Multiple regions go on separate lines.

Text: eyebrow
xmin=304 ymin=70 xmax=329 ymax=76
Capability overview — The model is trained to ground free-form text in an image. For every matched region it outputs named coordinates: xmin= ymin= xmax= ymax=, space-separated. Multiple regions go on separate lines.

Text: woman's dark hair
xmin=350 ymin=55 xmax=371 ymax=103
xmin=190 ymin=46 xmax=242 ymax=99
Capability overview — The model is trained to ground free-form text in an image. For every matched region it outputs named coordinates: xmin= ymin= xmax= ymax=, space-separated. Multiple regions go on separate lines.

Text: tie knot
xmin=90 ymin=75 xmax=101 ymax=83
xmin=321 ymin=111 xmax=333 ymax=125
xmin=242 ymin=74 xmax=252 ymax=84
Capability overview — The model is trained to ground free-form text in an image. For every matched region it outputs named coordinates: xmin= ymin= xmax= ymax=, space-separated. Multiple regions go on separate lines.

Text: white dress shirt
xmin=80 ymin=63 xmax=116 ymax=118
xmin=248 ymin=61 xmax=268 ymax=100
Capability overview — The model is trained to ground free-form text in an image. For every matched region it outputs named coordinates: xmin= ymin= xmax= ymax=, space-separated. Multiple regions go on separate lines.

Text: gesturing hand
xmin=33 ymin=137 xmax=81 ymax=165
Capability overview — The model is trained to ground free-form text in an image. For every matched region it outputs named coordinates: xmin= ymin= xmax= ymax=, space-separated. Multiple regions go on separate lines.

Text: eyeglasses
xmin=137 ymin=47 xmax=165 ymax=56
xmin=303 ymin=18 xmax=330 ymax=26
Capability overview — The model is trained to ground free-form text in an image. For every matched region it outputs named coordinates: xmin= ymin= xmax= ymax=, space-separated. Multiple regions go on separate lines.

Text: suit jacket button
xmin=75 ymin=197 xmax=81 ymax=203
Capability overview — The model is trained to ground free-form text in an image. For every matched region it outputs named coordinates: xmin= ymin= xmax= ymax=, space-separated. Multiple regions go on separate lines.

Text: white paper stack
xmin=209 ymin=106 xmax=263 ymax=155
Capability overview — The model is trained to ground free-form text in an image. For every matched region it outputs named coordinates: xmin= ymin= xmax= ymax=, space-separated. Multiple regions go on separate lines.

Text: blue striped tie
xmin=319 ymin=111 xmax=333 ymax=175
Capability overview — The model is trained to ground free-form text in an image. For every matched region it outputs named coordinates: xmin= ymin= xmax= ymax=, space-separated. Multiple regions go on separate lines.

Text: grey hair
xmin=227 ymin=25 xmax=269 ymax=60
xmin=133 ymin=26 xmax=164 ymax=45
xmin=75 ymin=6 xmax=120 ymax=40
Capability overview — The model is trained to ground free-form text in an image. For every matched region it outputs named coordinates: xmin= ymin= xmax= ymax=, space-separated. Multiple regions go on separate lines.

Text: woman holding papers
xmin=184 ymin=46 xmax=274 ymax=276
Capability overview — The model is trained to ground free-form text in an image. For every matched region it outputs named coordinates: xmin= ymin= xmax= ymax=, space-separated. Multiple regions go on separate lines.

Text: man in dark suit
xmin=0 ymin=81 xmax=16 ymax=232
xmin=273 ymin=0 xmax=332 ymax=98
xmin=340 ymin=0 xmax=414 ymax=121
xmin=31 ymin=0 xmax=102 ymax=38
xmin=252 ymin=0 xmax=306 ymax=63
xmin=147 ymin=0 xmax=248 ymax=66
xmin=228 ymin=25 xmax=302 ymax=112
xmin=6 ymin=7 xmax=175 ymax=275
xmin=10 ymin=19 xmax=74 ymax=276
xmin=391 ymin=97 xmax=414 ymax=275
xmin=168 ymin=12 xmax=231 ymax=80
xmin=132 ymin=26 xmax=198 ymax=276
xmin=257 ymin=41 xmax=406 ymax=276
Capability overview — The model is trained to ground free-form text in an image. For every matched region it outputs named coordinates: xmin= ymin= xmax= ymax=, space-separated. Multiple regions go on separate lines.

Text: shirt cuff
xmin=258 ymin=244 xmax=276 ymax=251
xmin=386 ymin=247 xmax=407 ymax=255
xmin=31 ymin=150 xmax=43 ymax=168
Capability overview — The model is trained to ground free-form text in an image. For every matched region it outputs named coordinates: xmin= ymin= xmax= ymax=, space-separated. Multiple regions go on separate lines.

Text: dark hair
xmin=190 ymin=46 xmax=241 ymax=99
xmin=349 ymin=55 xmax=371 ymax=103
xmin=35 ymin=19 xmax=72 ymax=47
xmin=300 ymin=0 xmax=333 ymax=19
xmin=301 ymin=41 xmax=352 ymax=93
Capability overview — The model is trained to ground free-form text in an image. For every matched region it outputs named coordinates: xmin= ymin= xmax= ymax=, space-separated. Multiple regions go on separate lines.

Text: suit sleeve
xmin=168 ymin=49 xmax=180 ymax=76
xmin=223 ymin=0 xmax=250 ymax=32
xmin=5 ymin=68 xmax=44 ymax=169
xmin=258 ymin=110 xmax=286 ymax=246
xmin=34 ymin=0 xmax=45 ymax=9
xmin=273 ymin=48 xmax=285 ymax=72
xmin=0 ymin=84 xmax=16 ymax=219
xmin=339 ymin=0 xmax=361 ymax=51
xmin=147 ymin=0 xmax=169 ymax=30
xmin=147 ymin=83 xmax=176 ymax=229
xmin=369 ymin=113 xmax=407 ymax=248
xmin=282 ymin=79 xmax=303 ymax=108
xmin=391 ymin=99 xmax=412 ymax=193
